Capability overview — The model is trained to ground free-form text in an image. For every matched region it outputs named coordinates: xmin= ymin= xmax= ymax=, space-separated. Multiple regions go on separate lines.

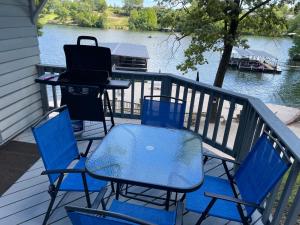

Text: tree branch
xmin=239 ymin=0 xmax=272 ymax=21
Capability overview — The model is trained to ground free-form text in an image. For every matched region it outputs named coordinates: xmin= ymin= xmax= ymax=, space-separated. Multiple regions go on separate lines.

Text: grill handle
xmin=77 ymin=36 xmax=98 ymax=47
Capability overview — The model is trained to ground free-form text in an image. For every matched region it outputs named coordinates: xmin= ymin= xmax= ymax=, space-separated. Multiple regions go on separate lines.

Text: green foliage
xmin=128 ymin=8 xmax=158 ymax=30
xmin=289 ymin=14 xmax=300 ymax=61
xmin=40 ymin=0 xmax=108 ymax=28
xmin=159 ymin=0 xmax=293 ymax=74
xmin=94 ymin=0 xmax=107 ymax=12
xmin=289 ymin=36 xmax=300 ymax=60
xmin=123 ymin=0 xmax=144 ymax=15
xmin=240 ymin=5 xmax=288 ymax=36
xmin=288 ymin=13 xmax=300 ymax=33
xmin=294 ymin=2 xmax=300 ymax=14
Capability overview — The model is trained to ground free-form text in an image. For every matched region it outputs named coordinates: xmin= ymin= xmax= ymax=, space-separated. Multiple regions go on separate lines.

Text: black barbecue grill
xmin=60 ymin=36 xmax=114 ymax=135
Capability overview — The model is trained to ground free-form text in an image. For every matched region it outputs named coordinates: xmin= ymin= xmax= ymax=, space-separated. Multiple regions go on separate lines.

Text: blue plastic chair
xmin=186 ymin=133 xmax=291 ymax=224
xmin=141 ymin=95 xmax=186 ymax=129
xmin=66 ymin=200 xmax=183 ymax=225
xmin=32 ymin=106 xmax=107 ymax=225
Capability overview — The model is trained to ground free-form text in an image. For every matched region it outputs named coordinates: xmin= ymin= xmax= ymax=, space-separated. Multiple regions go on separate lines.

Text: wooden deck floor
xmin=0 ymin=119 xmax=262 ymax=225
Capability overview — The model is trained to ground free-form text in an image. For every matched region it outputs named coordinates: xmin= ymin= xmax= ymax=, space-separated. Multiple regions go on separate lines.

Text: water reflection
xmin=39 ymin=25 xmax=300 ymax=107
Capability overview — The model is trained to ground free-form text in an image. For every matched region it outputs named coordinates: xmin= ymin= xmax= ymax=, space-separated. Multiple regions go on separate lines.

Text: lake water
xmin=39 ymin=24 xmax=300 ymax=107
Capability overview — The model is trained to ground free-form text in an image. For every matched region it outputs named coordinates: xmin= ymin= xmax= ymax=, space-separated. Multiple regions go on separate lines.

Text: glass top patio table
xmin=85 ymin=124 xmax=203 ymax=192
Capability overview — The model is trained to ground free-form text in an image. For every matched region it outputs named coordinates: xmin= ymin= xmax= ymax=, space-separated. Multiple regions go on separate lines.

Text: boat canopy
xmin=232 ymin=47 xmax=277 ymax=60
xmin=100 ymin=43 xmax=150 ymax=59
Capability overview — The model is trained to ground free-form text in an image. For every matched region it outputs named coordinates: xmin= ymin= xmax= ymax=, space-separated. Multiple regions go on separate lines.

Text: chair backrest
xmin=234 ymin=134 xmax=290 ymax=216
xmin=66 ymin=207 xmax=153 ymax=225
xmin=141 ymin=96 xmax=186 ymax=129
xmin=32 ymin=109 xmax=79 ymax=184
xmin=67 ymin=211 xmax=132 ymax=225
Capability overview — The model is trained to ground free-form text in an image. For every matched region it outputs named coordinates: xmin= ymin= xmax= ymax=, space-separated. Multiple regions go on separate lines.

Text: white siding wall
xmin=0 ymin=0 xmax=43 ymax=144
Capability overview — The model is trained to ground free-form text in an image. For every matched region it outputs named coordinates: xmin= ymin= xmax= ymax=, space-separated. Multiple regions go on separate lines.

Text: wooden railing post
xmin=36 ymin=65 xmax=49 ymax=114
xmin=160 ymin=77 xmax=172 ymax=99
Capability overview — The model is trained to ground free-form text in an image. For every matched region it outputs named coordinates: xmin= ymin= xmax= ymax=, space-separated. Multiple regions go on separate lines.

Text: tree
xmin=128 ymin=8 xmax=158 ymax=30
xmin=160 ymin=0 xmax=293 ymax=88
xmin=289 ymin=36 xmax=300 ymax=61
xmin=123 ymin=0 xmax=143 ymax=14
xmin=94 ymin=0 xmax=107 ymax=12
xmin=294 ymin=2 xmax=300 ymax=14
xmin=288 ymin=14 xmax=300 ymax=61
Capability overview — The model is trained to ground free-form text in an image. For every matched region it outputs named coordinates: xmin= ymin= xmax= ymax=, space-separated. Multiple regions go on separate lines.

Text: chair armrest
xmin=203 ymin=152 xmax=240 ymax=165
xmin=204 ymin=192 xmax=263 ymax=210
xmin=41 ymin=168 xmax=85 ymax=175
xmin=76 ymin=137 xmax=103 ymax=142
xmin=175 ymin=201 xmax=184 ymax=225
xmin=65 ymin=206 xmax=155 ymax=225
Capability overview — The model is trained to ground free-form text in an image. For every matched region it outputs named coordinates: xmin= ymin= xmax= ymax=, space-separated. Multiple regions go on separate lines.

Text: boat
xmin=100 ymin=43 xmax=149 ymax=72
xmin=229 ymin=48 xmax=282 ymax=74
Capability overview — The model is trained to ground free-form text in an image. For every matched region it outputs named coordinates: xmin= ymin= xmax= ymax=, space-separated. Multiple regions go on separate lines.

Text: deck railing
xmin=37 ymin=64 xmax=300 ymax=225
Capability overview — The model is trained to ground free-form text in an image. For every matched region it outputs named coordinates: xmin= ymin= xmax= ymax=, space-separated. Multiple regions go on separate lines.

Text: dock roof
xmin=100 ymin=43 xmax=150 ymax=59
xmin=233 ymin=47 xmax=277 ymax=60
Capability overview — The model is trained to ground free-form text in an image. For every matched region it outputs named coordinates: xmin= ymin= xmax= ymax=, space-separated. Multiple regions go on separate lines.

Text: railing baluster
xmin=52 ymin=86 xmax=58 ymax=108
xmin=36 ymin=65 xmax=49 ymax=113
xmin=150 ymin=79 xmax=154 ymax=96
xmin=121 ymin=89 xmax=124 ymax=117
xmin=221 ymin=99 xmax=235 ymax=149
xmin=175 ymin=84 xmax=180 ymax=100
xmin=112 ymin=89 xmax=116 ymax=114
xmin=233 ymin=102 xmax=251 ymax=159
xmin=203 ymin=93 xmax=214 ymax=139
xmin=212 ymin=97 xmax=224 ymax=143
xmin=182 ymin=86 xmax=188 ymax=102
xmin=141 ymin=78 xmax=144 ymax=103
xmin=194 ymin=92 xmax=204 ymax=133
xmin=131 ymin=77 xmax=135 ymax=117
xmin=271 ymin=162 xmax=300 ymax=225
xmin=187 ymin=89 xmax=196 ymax=129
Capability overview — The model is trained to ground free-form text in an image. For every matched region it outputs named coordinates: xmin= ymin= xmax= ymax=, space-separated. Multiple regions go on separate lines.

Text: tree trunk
xmin=213 ymin=44 xmax=234 ymax=87
xmin=210 ymin=1 xmax=240 ymax=122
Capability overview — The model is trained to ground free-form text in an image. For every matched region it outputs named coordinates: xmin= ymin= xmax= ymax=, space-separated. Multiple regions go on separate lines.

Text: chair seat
xmin=109 ymin=200 xmax=177 ymax=225
xmin=186 ymin=175 xmax=242 ymax=222
xmin=68 ymin=211 xmax=132 ymax=225
xmin=60 ymin=157 xmax=107 ymax=192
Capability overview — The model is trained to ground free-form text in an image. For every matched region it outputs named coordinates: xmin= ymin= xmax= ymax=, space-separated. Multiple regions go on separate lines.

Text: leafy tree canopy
xmin=159 ymin=0 xmax=294 ymax=87
xmin=128 ymin=8 xmax=158 ymax=30
xmin=123 ymin=0 xmax=144 ymax=14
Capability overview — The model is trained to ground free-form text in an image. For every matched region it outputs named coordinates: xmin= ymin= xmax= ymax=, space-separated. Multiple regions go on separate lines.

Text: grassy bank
xmin=39 ymin=9 xmax=129 ymax=29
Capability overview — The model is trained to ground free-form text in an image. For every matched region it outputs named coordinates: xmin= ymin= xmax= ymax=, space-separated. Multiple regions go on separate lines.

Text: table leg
xmin=116 ymin=183 xmax=120 ymax=200
xmin=165 ymin=191 xmax=171 ymax=210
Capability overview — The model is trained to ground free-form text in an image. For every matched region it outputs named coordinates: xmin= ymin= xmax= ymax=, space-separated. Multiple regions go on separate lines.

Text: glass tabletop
xmin=85 ymin=124 xmax=203 ymax=192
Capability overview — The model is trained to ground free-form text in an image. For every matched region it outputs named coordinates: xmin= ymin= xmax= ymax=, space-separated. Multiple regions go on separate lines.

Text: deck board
xmin=0 ymin=119 xmax=262 ymax=225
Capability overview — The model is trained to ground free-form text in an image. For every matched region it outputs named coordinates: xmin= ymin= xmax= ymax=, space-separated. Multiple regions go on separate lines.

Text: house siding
xmin=0 ymin=0 xmax=43 ymax=144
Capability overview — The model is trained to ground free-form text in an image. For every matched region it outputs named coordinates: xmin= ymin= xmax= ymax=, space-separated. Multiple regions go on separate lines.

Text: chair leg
xmin=196 ymin=198 xmax=217 ymax=225
xmin=43 ymin=195 xmax=56 ymax=225
xmin=81 ymin=173 xmax=92 ymax=208
xmin=111 ymin=181 xmax=115 ymax=193
xmin=43 ymin=182 xmax=62 ymax=225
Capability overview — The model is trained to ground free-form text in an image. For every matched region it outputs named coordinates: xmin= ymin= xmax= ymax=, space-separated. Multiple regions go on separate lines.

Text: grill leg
xmin=105 ymin=91 xmax=115 ymax=126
